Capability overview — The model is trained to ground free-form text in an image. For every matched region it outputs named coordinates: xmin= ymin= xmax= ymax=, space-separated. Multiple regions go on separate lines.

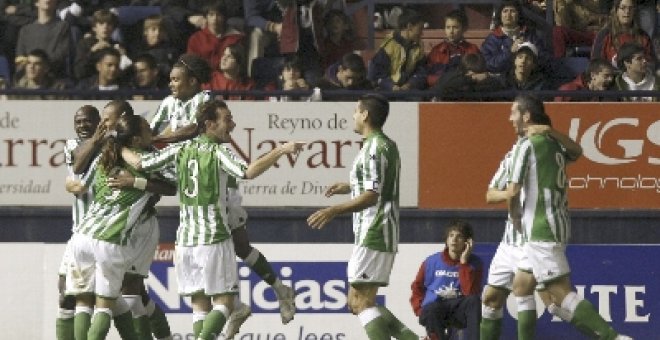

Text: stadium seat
xmin=0 ymin=55 xmax=10 ymax=86
xmin=251 ymin=56 xmax=285 ymax=89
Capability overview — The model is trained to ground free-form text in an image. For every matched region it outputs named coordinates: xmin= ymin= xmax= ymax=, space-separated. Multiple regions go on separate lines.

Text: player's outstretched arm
xmin=245 ymin=141 xmax=305 ymax=179
xmin=153 ymin=123 xmax=199 ymax=144
xmin=486 ymin=188 xmax=508 ymax=203
xmin=106 ymin=170 xmax=176 ymax=196
xmin=121 ymin=148 xmax=143 ymax=170
xmin=307 ymin=191 xmax=378 ymax=229
xmin=324 ymin=183 xmax=350 ymax=197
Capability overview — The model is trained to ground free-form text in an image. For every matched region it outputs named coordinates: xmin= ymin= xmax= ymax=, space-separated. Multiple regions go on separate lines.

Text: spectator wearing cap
xmin=555 ymin=59 xmax=616 ymax=101
xmin=501 ymin=42 xmax=548 ymax=94
xmin=614 ymin=42 xmax=659 ymax=101
xmin=480 ymin=0 xmax=550 ymax=74
xmin=367 ymin=7 xmax=427 ymax=91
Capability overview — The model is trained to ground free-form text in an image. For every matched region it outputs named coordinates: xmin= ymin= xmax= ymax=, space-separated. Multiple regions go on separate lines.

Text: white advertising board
xmin=0 ymin=101 xmax=418 ymax=207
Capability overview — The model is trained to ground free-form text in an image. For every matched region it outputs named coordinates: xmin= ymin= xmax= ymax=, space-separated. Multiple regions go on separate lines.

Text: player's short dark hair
xmin=196 ymin=99 xmax=229 ymax=132
xmin=358 ymin=93 xmax=389 ymax=128
xmin=397 ymin=8 xmax=424 ymax=30
xmin=174 ymin=54 xmax=212 ymax=84
xmin=515 ymin=94 xmax=552 ymax=126
xmin=445 ymin=9 xmax=468 ymax=29
xmin=616 ymin=42 xmax=645 ymax=70
xmin=76 ymin=105 xmax=100 ymax=122
xmin=105 ymin=100 xmax=135 ymax=117
xmin=445 ymin=219 xmax=474 ymax=240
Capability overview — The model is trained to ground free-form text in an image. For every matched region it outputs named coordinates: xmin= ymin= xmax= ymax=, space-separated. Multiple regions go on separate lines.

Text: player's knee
xmin=482 ymin=287 xmax=506 ymax=308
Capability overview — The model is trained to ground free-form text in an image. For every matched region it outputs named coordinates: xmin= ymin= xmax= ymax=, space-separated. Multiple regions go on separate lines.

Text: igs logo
xmin=568 ymin=118 xmax=660 ymax=165
xmin=146 ymin=257 xmax=385 ymax=314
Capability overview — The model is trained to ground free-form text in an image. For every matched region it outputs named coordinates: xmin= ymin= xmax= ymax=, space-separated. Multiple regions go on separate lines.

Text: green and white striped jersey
xmin=350 ymin=131 xmax=400 ymax=253
xmin=77 ymin=162 xmax=156 ymax=246
xmin=149 ymin=91 xmax=211 ymax=133
xmin=488 ymin=141 xmax=526 ymax=247
xmin=64 ymin=138 xmax=98 ymax=233
xmin=510 ymin=135 xmax=571 ymax=243
xmin=140 ymin=135 xmax=248 ymax=246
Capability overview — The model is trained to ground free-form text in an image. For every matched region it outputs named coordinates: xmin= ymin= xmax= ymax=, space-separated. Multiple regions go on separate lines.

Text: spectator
xmin=267 ymin=56 xmax=309 ymax=101
xmin=432 ymin=53 xmax=507 ymax=102
xmin=76 ymin=47 xmax=128 ymax=97
xmin=0 ymin=0 xmax=36 ymax=69
xmin=319 ymin=9 xmax=356 ymax=71
xmin=15 ymin=0 xmax=72 ymax=78
xmin=244 ymin=0 xmax=324 ymax=84
xmin=131 ymin=53 xmax=167 ymax=99
xmin=426 ymin=9 xmax=480 ymax=87
xmin=480 ymin=0 xmax=550 ymax=74
xmin=130 ymin=15 xmax=179 ymax=77
xmin=11 ymin=48 xmax=70 ymax=99
xmin=410 ymin=219 xmax=483 ymax=340
xmin=204 ymin=43 xmax=256 ymax=99
xmin=502 ymin=42 xmax=548 ymax=93
xmin=614 ymin=42 xmax=659 ymax=101
xmin=187 ymin=1 xmax=244 ymax=71
xmin=73 ymin=9 xmax=130 ymax=80
xmin=317 ymin=52 xmax=373 ymax=100
xmin=367 ymin=7 xmax=427 ymax=91
xmin=592 ymin=0 xmax=655 ymax=69
xmin=555 ymin=58 xmax=616 ymax=101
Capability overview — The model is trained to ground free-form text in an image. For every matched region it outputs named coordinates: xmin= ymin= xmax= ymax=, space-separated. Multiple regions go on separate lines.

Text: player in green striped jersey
xmin=308 ymin=94 xmax=418 ymax=340
xmin=150 ymin=54 xmax=212 ymax=143
xmin=503 ymin=95 xmax=629 ymax=340
xmin=123 ymin=99 xmax=304 ymax=339
xmin=66 ymin=114 xmax=177 ymax=340
xmin=57 ymin=105 xmax=100 ymax=340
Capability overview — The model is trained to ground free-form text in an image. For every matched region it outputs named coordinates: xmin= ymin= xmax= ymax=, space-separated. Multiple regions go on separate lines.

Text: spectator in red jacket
xmin=187 ymin=1 xmax=244 ymax=70
xmin=411 ymin=219 xmax=483 ymax=340
xmin=426 ymin=9 xmax=480 ymax=87
xmin=204 ymin=44 xmax=256 ymax=99
xmin=555 ymin=58 xmax=616 ymax=101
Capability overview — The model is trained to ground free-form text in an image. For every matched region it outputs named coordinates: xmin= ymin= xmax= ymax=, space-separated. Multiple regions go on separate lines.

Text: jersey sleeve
xmin=216 ymin=145 xmax=248 ymax=179
xmin=362 ymin=144 xmax=386 ymax=193
xmin=150 ymin=98 xmax=171 ymax=134
xmin=488 ymin=155 xmax=509 ymax=190
xmin=141 ymin=142 xmax=183 ymax=172
xmin=63 ymin=139 xmax=79 ymax=176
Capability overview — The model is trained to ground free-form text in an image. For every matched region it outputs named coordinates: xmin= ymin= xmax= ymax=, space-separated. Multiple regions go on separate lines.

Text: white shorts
xmin=520 ymin=242 xmax=570 ymax=284
xmin=174 ymin=239 xmax=239 ymax=296
xmin=58 ymin=237 xmax=75 ymax=276
xmin=487 ymin=243 xmax=524 ymax=290
xmin=126 ymin=216 xmax=159 ymax=277
xmin=66 ymin=234 xmax=130 ymax=298
xmin=347 ymin=246 xmax=395 ymax=286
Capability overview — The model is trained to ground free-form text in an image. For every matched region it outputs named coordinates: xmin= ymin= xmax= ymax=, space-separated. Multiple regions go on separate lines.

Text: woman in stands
xmin=591 ymin=0 xmax=655 ymax=69
xmin=480 ymin=0 xmax=550 ymax=74
xmin=204 ymin=44 xmax=256 ymax=100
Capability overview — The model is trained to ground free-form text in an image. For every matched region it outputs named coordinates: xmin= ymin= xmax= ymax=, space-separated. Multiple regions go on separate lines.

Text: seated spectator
xmin=481 ymin=0 xmax=550 ymax=74
xmin=592 ymin=0 xmax=655 ymax=69
xmin=316 ymin=52 xmax=373 ymax=101
xmin=555 ymin=58 xmax=616 ymax=101
xmin=131 ymin=53 xmax=168 ymax=99
xmin=0 ymin=0 xmax=36 ymax=68
xmin=426 ymin=9 xmax=480 ymax=87
xmin=130 ymin=15 xmax=180 ymax=77
xmin=502 ymin=42 xmax=548 ymax=93
xmin=204 ymin=44 xmax=256 ymax=99
xmin=267 ymin=56 xmax=310 ymax=101
xmin=74 ymin=9 xmax=131 ymax=80
xmin=554 ymin=0 xmax=607 ymax=32
xmin=15 ymin=0 xmax=72 ymax=78
xmin=187 ymin=1 xmax=244 ymax=71
xmin=76 ymin=47 xmax=129 ymax=98
xmin=367 ymin=7 xmax=427 ymax=91
xmin=11 ymin=48 xmax=70 ymax=99
xmin=319 ymin=9 xmax=356 ymax=71
xmin=410 ymin=219 xmax=483 ymax=340
xmin=432 ymin=53 xmax=507 ymax=102
xmin=614 ymin=42 xmax=659 ymax=101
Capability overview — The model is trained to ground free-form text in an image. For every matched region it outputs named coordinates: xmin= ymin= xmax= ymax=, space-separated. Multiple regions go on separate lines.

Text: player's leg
xmin=480 ymin=286 xmax=508 ymax=340
xmin=122 ymin=274 xmax=152 ymax=340
xmin=57 ymin=274 xmax=76 ymax=340
xmin=232 ymin=226 xmax=295 ymax=324
xmin=512 ymin=270 xmax=537 ymax=340
xmin=224 ymin=294 xmax=252 ymax=339
xmin=88 ymin=296 xmax=137 ymax=340
xmin=64 ymin=234 xmax=95 ymax=340
xmin=73 ymin=294 xmax=95 ymax=340
xmin=140 ymin=285 xmax=173 ymax=340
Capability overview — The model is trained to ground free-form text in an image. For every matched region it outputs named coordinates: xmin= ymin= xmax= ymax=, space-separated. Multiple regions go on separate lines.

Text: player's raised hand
xmin=324 ymin=182 xmax=350 ymax=197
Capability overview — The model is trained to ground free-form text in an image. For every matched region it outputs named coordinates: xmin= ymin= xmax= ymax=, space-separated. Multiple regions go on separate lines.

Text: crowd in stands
xmin=0 ymin=0 xmax=659 ymax=101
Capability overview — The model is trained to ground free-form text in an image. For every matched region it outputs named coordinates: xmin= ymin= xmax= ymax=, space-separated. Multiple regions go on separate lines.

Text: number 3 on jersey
xmin=184 ymin=159 xmax=199 ymax=198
